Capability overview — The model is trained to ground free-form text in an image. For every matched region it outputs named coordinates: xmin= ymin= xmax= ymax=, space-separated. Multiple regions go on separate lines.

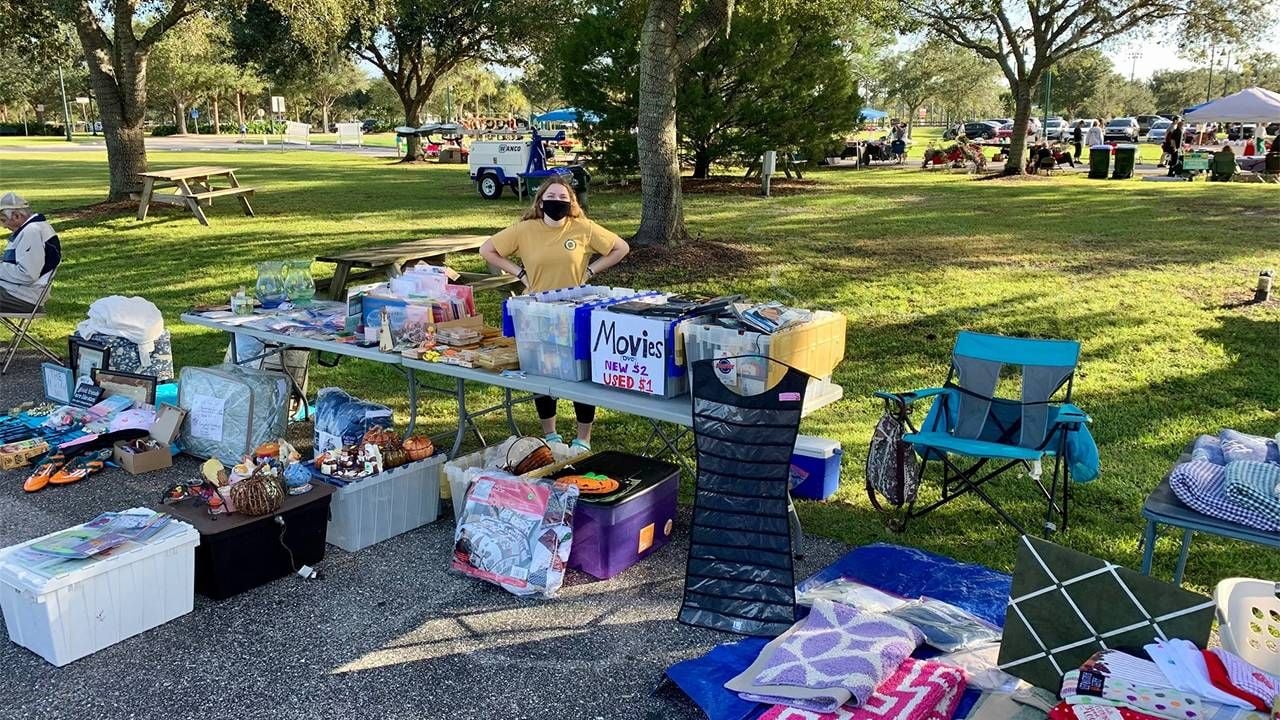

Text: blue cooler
xmin=789 ymin=435 xmax=842 ymax=500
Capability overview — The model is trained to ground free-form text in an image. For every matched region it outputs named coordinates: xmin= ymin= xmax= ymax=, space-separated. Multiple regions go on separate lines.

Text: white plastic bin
xmin=325 ymin=454 xmax=446 ymax=552
xmin=443 ymin=437 xmax=586 ymax=519
xmin=0 ymin=516 xmax=199 ymax=667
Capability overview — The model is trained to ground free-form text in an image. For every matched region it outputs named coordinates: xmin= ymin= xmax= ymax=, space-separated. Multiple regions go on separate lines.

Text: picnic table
xmin=315 ymin=235 xmax=519 ymax=300
xmin=136 ymin=166 xmax=255 ymax=226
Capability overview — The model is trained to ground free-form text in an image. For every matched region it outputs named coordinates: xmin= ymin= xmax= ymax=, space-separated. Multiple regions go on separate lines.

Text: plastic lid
xmin=1091 ymin=144 xmax=1112 ymax=150
xmin=1115 ymin=144 xmax=1137 ymax=149
xmin=793 ymin=434 xmax=841 ymax=458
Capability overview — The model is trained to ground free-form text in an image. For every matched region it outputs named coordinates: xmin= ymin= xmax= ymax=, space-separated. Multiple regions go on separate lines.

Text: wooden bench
xmin=315 ymin=235 xmax=520 ymax=300
xmin=136 ymin=166 xmax=255 ymax=226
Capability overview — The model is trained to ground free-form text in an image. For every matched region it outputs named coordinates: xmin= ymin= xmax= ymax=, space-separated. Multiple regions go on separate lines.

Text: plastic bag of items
xmin=313 ymin=388 xmax=393 ymax=455
xmin=178 ymin=364 xmax=290 ymax=465
xmin=451 ymin=471 xmax=579 ymax=598
xmin=889 ymin=596 xmax=1002 ymax=652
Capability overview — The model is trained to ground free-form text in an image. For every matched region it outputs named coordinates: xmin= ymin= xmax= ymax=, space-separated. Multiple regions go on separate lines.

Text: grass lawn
xmin=0 ymin=146 xmax=1276 ymax=590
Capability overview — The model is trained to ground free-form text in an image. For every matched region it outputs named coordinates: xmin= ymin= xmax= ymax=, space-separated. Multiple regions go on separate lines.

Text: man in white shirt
xmin=0 ymin=193 xmax=61 ymax=313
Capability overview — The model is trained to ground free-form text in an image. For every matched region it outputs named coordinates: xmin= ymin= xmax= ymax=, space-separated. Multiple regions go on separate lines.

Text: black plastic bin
xmin=1112 ymin=144 xmax=1137 ymax=179
xmin=1266 ymin=152 xmax=1280 ymax=174
xmin=159 ymin=483 xmax=334 ymax=600
xmin=1088 ymin=144 xmax=1111 ymax=179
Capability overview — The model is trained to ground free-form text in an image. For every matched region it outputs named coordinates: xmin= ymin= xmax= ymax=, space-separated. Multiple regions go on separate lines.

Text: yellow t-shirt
xmin=488 ymin=217 xmax=621 ymax=293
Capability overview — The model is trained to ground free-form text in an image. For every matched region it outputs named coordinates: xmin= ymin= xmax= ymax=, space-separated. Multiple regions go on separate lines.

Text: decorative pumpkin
xmin=254 ymin=441 xmax=280 ymax=459
xmin=402 ymin=435 xmax=434 ymax=461
xmin=382 ymin=446 xmax=408 ymax=469
xmin=559 ymin=473 xmax=620 ymax=495
xmin=511 ymin=445 xmax=554 ymax=476
xmin=230 ymin=466 xmax=285 ymax=516
xmin=361 ymin=426 xmax=401 ymax=450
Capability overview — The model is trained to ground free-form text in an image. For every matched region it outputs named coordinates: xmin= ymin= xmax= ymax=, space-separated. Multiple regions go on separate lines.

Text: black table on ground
xmin=1140 ymin=476 xmax=1280 ymax=587
xmin=315 ymin=235 xmax=520 ymax=300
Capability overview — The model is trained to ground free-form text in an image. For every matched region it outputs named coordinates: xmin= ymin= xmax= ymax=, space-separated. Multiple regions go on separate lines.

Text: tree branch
xmin=138 ymin=0 xmax=198 ymax=50
xmin=675 ymin=0 xmax=736 ymax=64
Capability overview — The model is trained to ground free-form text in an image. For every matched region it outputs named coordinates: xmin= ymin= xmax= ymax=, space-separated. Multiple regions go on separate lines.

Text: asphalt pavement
xmin=0 ymin=349 xmax=847 ymax=720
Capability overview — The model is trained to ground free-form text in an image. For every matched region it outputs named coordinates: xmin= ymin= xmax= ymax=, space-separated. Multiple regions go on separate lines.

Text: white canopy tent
xmin=1182 ymin=87 xmax=1280 ymax=123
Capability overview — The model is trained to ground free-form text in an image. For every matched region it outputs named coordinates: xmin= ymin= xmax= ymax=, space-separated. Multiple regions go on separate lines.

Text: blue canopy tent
xmin=860 ymin=107 xmax=888 ymax=120
xmin=534 ymin=107 xmax=601 ymax=124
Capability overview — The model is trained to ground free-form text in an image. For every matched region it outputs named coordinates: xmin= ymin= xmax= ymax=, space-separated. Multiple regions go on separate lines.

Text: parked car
xmin=986 ymin=118 xmax=1013 ymax=127
xmin=1146 ymin=119 xmax=1173 ymax=144
xmin=1226 ymin=123 xmax=1258 ymax=141
xmin=1103 ymin=117 xmax=1140 ymax=142
xmin=361 ymin=118 xmax=378 ymax=133
xmin=1135 ymin=114 xmax=1168 ymax=136
xmin=943 ymin=120 xmax=1001 ymax=140
xmin=1266 ymin=122 xmax=1279 ymax=137
xmin=1044 ymin=117 xmax=1069 ymax=141
xmin=995 ymin=118 xmax=1042 ymax=140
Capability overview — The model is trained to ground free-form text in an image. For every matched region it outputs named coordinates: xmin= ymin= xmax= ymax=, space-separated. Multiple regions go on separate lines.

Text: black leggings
xmin=534 ymin=396 xmax=596 ymax=424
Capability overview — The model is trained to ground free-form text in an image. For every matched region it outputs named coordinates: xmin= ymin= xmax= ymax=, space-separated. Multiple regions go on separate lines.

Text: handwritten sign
xmin=187 ymin=394 xmax=227 ymax=441
xmin=590 ymin=310 xmax=669 ymax=396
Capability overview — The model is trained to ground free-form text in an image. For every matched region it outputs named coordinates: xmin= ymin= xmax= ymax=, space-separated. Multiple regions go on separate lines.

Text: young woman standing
xmin=480 ymin=176 xmax=630 ymax=451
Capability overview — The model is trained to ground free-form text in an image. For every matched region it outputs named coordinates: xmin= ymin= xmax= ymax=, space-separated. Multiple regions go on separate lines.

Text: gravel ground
xmin=0 ymin=350 xmax=848 ymax=720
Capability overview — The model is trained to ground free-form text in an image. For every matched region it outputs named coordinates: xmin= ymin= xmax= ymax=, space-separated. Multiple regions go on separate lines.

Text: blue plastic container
xmin=789 ymin=435 xmax=842 ymax=500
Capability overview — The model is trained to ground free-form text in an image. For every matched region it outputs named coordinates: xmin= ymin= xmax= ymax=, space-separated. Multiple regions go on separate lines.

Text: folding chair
xmin=875 ymin=331 xmax=1090 ymax=534
xmin=1 ymin=270 xmax=61 ymax=374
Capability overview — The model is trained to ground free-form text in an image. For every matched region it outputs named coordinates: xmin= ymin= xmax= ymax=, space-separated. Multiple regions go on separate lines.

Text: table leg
xmin=405 ymin=368 xmax=419 ymax=436
xmin=503 ymin=388 xmax=520 ymax=436
xmin=1173 ymin=529 xmax=1193 ymax=587
xmin=451 ymin=378 xmax=469 ymax=458
xmin=137 ymin=178 xmax=155 ymax=220
xmin=226 ymin=172 xmax=255 ymax=217
xmin=329 ymin=263 xmax=352 ymax=301
xmin=1140 ymin=519 xmax=1157 ymax=575
xmin=176 ymin=179 xmax=209 ymax=225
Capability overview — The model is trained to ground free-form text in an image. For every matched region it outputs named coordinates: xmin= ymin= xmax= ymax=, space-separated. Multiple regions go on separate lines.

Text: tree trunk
xmin=212 ymin=97 xmax=220 ymax=134
xmin=236 ymin=92 xmax=244 ymax=126
xmin=83 ymin=47 xmax=149 ymax=201
xmin=322 ymin=103 xmax=330 ymax=135
xmin=1005 ymin=80 xmax=1035 ymax=175
xmin=692 ymin=146 xmax=712 ymax=179
xmin=401 ymin=94 xmax=428 ymax=161
xmin=634 ymin=0 xmax=686 ymax=247
xmin=177 ymin=101 xmax=189 ymax=134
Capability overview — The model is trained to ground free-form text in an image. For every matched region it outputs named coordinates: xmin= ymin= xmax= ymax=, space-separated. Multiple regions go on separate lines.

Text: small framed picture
xmin=92 ymin=369 xmax=158 ymax=407
xmin=68 ymin=337 xmax=110 ymax=386
xmin=41 ymin=362 xmax=74 ymax=404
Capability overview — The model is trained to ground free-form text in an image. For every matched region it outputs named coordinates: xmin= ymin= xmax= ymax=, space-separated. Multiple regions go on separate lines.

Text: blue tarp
xmin=534 ymin=107 xmax=600 ymax=123
xmin=860 ymin=107 xmax=888 ymax=120
xmin=665 ymin=543 xmax=1013 ymax=720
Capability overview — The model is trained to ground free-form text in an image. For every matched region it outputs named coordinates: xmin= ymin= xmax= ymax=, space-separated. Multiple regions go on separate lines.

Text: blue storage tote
xmin=789 ymin=435 xmax=842 ymax=500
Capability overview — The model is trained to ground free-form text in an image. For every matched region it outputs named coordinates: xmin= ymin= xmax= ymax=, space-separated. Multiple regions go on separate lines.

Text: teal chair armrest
xmin=1057 ymin=403 xmax=1090 ymax=424
xmin=874 ymin=387 xmax=948 ymax=407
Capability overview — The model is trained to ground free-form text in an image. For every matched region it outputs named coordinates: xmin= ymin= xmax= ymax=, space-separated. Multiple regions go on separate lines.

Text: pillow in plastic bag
xmin=313 ymin=387 xmax=392 ymax=455
xmin=452 ymin=471 xmax=579 ymax=598
xmin=889 ymin=596 xmax=1002 ymax=652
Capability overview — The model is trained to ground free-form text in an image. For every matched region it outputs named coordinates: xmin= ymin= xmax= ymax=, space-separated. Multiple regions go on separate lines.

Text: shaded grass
xmin=0 ymin=146 xmax=1277 ymax=591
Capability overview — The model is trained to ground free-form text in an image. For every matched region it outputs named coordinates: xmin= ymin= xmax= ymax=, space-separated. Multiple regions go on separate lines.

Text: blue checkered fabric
xmin=1225 ymin=460 xmax=1280 ymax=521
xmin=1169 ymin=459 xmax=1280 ymax=532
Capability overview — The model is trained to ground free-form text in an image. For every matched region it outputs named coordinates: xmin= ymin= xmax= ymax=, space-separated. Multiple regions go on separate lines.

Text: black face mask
xmin=541 ymin=200 xmax=571 ymax=221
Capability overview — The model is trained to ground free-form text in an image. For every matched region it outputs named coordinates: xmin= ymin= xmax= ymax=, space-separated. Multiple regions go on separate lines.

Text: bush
xmin=0 ymin=123 xmax=68 ymax=136
xmin=150 ymin=125 xmax=179 ymax=137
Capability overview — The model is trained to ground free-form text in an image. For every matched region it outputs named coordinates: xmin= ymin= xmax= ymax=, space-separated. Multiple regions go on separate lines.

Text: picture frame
xmin=68 ymin=336 xmax=111 ymax=386
xmin=92 ymin=369 xmax=158 ymax=407
xmin=41 ymin=362 xmax=74 ymax=404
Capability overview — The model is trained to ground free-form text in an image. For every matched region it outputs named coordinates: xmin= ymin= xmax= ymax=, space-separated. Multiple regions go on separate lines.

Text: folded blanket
xmin=1168 ymin=460 xmax=1280 ymax=532
xmin=1190 ymin=435 xmax=1226 ymax=466
xmin=756 ymin=658 xmax=965 ymax=720
xmin=1218 ymin=429 xmax=1279 ymax=465
xmin=736 ymin=600 xmax=924 ymax=713
xmin=1223 ymin=461 xmax=1280 ymax=523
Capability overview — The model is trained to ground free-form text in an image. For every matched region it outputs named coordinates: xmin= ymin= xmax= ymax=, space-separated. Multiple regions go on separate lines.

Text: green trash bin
xmin=1112 ymin=144 xmax=1137 ymax=179
xmin=1088 ymin=144 xmax=1111 ymax=179
xmin=567 ymin=164 xmax=591 ymax=211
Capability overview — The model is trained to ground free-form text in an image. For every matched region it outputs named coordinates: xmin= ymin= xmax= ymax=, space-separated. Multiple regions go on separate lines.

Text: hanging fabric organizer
xmin=680 ymin=356 xmax=810 ymax=637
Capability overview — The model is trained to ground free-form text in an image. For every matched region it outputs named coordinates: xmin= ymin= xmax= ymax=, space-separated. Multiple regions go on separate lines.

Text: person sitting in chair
xmin=0 ymin=193 xmax=61 ymax=314
xmin=1209 ymin=144 xmax=1237 ymax=182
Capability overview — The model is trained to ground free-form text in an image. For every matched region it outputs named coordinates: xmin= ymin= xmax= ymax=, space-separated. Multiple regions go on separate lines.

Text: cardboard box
xmin=113 ymin=404 xmax=186 ymax=475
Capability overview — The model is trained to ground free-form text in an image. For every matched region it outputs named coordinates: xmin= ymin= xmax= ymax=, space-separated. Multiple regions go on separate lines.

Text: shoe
xmin=24 ymin=452 xmax=67 ymax=493
xmin=49 ymin=449 xmax=111 ymax=486
xmin=569 ymin=438 xmax=591 ymax=452
xmin=544 ymin=432 xmax=564 ymax=444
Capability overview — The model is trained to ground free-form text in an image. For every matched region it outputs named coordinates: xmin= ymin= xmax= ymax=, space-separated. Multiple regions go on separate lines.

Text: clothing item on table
xmin=1060 ymin=669 xmax=1208 ymax=720
xmin=1223 ymin=461 xmax=1280 ymax=522
xmin=743 ymin=601 xmax=925 ymax=712
xmin=1145 ymin=639 xmax=1253 ymax=709
xmin=1168 ymin=460 xmax=1280 ymax=532
xmin=75 ymin=295 xmax=165 ymax=369
xmin=1201 ymin=651 xmax=1269 ymax=711
xmin=1207 ymin=648 xmax=1278 ymax=711
xmin=1190 ymin=435 xmax=1225 ymax=466
xmin=1050 ymin=701 xmax=1166 ymax=720
xmin=1217 ymin=429 xmax=1280 ymax=465
xmin=755 ymin=658 xmax=965 ymax=720
xmin=1080 ymin=649 xmax=1177 ymax=689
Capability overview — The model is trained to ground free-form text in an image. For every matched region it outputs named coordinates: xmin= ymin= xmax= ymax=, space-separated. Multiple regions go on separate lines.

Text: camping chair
xmin=1 ymin=269 xmax=60 ymax=375
xmin=874 ymin=331 xmax=1089 ymax=535
xmin=1209 ymin=151 xmax=1238 ymax=182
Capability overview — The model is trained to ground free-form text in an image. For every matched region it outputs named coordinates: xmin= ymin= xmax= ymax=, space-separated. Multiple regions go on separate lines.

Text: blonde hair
xmin=521 ymin=177 xmax=584 ymax=221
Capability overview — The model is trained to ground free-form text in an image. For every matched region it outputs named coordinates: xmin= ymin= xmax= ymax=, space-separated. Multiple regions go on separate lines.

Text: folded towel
xmin=1190 ymin=435 xmax=1225 ymax=466
xmin=1168 ymin=460 xmax=1280 ymax=532
xmin=1223 ymin=461 xmax=1280 ymax=522
xmin=756 ymin=658 xmax=965 ymax=720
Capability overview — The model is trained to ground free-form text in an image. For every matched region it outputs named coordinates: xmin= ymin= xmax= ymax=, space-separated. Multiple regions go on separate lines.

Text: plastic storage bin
xmin=0 ymin=515 xmax=199 ymax=666
xmin=1088 ymin=145 xmax=1111 ymax=179
xmin=789 ymin=435 xmax=843 ymax=500
xmin=540 ymin=452 xmax=680 ymax=579
xmin=160 ymin=485 xmax=334 ymax=600
xmin=502 ymin=286 xmax=655 ymax=381
xmin=323 ymin=454 xmax=445 ymax=552
xmin=443 ymin=437 xmax=587 ymax=518
xmin=589 ymin=306 xmax=690 ymax=398
xmin=680 ymin=311 xmax=846 ymax=387
xmin=1112 ymin=144 xmax=1137 ymax=179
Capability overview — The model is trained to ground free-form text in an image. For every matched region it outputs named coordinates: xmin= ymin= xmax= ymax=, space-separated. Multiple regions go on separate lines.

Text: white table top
xmin=181 ymin=312 xmax=401 ymax=364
